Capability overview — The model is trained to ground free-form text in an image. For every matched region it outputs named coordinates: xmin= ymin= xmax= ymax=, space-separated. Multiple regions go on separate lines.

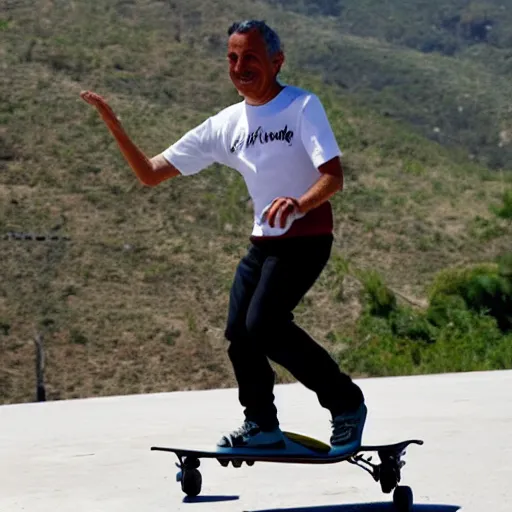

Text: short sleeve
xmin=162 ymin=118 xmax=218 ymax=175
xmin=300 ymin=94 xmax=342 ymax=169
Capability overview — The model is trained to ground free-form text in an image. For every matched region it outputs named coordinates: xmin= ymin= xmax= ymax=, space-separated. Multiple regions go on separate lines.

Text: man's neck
xmin=245 ymin=83 xmax=284 ymax=106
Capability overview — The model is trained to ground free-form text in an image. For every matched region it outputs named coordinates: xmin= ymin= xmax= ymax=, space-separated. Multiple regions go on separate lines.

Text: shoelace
xmin=231 ymin=420 xmax=258 ymax=437
xmin=331 ymin=418 xmax=358 ymax=436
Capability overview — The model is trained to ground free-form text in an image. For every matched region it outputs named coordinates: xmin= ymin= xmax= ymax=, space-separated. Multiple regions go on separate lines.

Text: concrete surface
xmin=1 ymin=370 xmax=511 ymax=512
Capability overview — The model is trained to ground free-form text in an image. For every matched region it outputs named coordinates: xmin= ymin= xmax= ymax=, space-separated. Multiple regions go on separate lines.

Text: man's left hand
xmin=263 ymin=197 xmax=302 ymax=228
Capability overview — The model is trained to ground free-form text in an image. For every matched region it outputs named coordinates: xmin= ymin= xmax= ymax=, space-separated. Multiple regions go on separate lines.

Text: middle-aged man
xmin=80 ymin=19 xmax=367 ymax=453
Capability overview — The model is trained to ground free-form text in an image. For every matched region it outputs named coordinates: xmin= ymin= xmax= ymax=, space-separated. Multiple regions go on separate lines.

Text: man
xmin=80 ymin=20 xmax=366 ymax=452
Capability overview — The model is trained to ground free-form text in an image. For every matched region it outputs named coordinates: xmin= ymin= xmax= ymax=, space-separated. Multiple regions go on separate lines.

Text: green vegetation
xmin=334 ymin=255 xmax=512 ymax=376
xmin=1 ymin=0 xmax=511 ymax=404
xmin=490 ymin=190 xmax=512 ymax=221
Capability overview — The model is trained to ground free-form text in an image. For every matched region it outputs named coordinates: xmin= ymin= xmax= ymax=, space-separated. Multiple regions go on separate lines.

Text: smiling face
xmin=227 ymin=29 xmax=284 ymax=105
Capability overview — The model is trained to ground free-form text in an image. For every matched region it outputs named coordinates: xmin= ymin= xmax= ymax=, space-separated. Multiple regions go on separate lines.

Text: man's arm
xmin=296 ymin=156 xmax=343 ymax=214
xmin=80 ymin=91 xmax=180 ymax=186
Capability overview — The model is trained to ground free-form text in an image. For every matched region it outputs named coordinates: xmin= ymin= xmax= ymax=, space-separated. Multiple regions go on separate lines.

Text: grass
xmin=1 ymin=0 xmax=511 ymax=404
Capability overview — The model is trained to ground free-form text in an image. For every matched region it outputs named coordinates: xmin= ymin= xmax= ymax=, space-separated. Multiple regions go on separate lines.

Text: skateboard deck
xmin=151 ymin=431 xmax=423 ymax=464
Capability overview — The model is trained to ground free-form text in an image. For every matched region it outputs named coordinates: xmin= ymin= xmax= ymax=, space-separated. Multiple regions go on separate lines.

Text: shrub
xmin=337 ymin=303 xmax=512 ymax=377
xmin=389 ymin=307 xmax=437 ymax=343
xmin=356 ymin=268 xmax=397 ymax=317
xmin=334 ymin=259 xmax=512 ymax=377
xmin=427 ymin=259 xmax=512 ymax=331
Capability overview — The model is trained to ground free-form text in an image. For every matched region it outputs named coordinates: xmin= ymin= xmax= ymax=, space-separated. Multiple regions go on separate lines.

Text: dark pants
xmin=224 ymin=234 xmax=364 ymax=431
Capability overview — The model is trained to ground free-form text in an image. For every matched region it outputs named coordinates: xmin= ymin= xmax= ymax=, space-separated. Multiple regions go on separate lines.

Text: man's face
xmin=227 ymin=29 xmax=283 ymax=103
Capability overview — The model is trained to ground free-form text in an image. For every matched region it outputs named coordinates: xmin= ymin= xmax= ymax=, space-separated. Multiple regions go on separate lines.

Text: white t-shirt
xmin=162 ymin=85 xmax=342 ymax=237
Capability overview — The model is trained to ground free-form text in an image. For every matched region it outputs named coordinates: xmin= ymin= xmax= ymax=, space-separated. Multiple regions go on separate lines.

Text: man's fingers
xmin=80 ymin=91 xmax=93 ymax=105
xmin=279 ymin=201 xmax=296 ymax=228
xmin=266 ymin=200 xmax=281 ymax=227
xmin=80 ymin=91 xmax=97 ymax=102
xmin=266 ymin=198 xmax=296 ymax=228
xmin=80 ymin=91 xmax=108 ymax=109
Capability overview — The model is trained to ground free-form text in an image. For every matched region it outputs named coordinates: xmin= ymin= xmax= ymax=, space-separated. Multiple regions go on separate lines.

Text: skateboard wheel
xmin=393 ymin=485 xmax=413 ymax=512
xmin=181 ymin=468 xmax=202 ymax=497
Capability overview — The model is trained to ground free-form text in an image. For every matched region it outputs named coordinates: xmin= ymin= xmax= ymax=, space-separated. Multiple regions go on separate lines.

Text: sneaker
xmin=330 ymin=402 xmax=367 ymax=450
xmin=217 ymin=420 xmax=286 ymax=449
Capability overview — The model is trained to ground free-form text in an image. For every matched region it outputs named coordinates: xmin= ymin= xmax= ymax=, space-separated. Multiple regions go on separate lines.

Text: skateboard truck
xmin=347 ymin=439 xmax=424 ymax=512
xmin=349 ymin=440 xmax=423 ymax=493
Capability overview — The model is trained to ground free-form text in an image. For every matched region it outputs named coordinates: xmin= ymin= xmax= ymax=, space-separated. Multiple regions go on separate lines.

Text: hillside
xmin=269 ymin=0 xmax=512 ymax=53
xmin=1 ymin=0 xmax=511 ymax=404
xmin=266 ymin=0 xmax=512 ymax=169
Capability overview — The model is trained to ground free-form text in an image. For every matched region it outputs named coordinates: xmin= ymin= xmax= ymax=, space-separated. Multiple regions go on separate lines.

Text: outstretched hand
xmin=262 ymin=196 xmax=302 ymax=229
xmin=80 ymin=90 xmax=122 ymax=131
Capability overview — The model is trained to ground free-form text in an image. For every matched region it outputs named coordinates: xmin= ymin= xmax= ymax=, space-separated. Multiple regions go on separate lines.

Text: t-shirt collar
xmin=244 ymin=84 xmax=289 ymax=115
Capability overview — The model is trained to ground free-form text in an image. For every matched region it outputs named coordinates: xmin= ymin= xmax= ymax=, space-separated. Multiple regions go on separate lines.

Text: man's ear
xmin=273 ymin=51 xmax=285 ymax=75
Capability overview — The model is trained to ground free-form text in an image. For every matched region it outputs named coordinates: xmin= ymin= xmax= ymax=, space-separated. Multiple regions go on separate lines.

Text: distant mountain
xmin=264 ymin=0 xmax=512 ymax=169
xmin=267 ymin=0 xmax=512 ymax=57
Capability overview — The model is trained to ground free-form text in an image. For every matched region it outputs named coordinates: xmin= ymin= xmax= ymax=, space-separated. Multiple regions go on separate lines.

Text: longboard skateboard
xmin=151 ymin=431 xmax=423 ymax=512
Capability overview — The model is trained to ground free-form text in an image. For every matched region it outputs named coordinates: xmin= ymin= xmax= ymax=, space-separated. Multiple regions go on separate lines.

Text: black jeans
xmin=224 ymin=234 xmax=364 ymax=431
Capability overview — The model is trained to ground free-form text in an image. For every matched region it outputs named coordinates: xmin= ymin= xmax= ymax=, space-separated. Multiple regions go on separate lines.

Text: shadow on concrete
xmin=183 ymin=494 xmax=239 ymax=503
xmin=248 ymin=504 xmax=461 ymax=512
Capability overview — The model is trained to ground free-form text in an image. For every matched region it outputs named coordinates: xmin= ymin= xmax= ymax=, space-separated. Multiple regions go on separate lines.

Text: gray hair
xmin=227 ymin=20 xmax=282 ymax=57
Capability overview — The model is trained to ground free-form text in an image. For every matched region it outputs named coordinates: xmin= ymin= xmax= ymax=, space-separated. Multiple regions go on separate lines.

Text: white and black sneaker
xmin=330 ymin=402 xmax=367 ymax=451
xmin=217 ymin=420 xmax=286 ymax=449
